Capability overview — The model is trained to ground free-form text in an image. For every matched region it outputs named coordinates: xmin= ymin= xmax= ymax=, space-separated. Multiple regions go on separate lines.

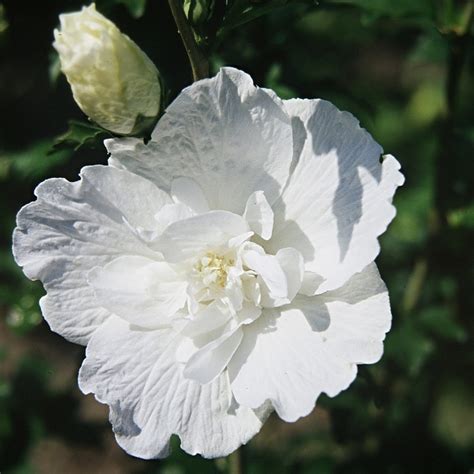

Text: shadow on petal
xmin=292 ymin=295 xmax=331 ymax=332
xmin=109 ymin=400 xmax=142 ymax=437
xmin=307 ymin=103 xmax=383 ymax=262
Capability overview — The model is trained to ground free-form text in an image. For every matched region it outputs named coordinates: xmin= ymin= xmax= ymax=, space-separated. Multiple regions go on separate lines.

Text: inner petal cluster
xmin=89 ymin=179 xmax=305 ymax=384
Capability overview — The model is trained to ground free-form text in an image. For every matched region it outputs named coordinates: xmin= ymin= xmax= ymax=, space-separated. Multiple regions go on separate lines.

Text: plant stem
xmin=168 ymin=0 xmax=209 ymax=81
xmin=228 ymin=448 xmax=242 ymax=474
xmin=402 ymin=9 xmax=473 ymax=315
xmin=435 ymin=15 xmax=472 ymax=221
xmin=402 ymin=258 xmax=428 ymax=315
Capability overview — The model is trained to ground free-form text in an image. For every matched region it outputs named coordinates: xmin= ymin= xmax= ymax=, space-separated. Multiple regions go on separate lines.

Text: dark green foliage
xmin=98 ymin=0 xmax=148 ymax=18
xmin=51 ymin=120 xmax=111 ymax=153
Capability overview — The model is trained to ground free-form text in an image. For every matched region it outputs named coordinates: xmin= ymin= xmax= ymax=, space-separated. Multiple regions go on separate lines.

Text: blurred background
xmin=0 ymin=1 xmax=473 ymax=473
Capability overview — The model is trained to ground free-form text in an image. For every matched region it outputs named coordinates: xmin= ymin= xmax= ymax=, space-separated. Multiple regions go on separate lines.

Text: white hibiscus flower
xmin=13 ymin=68 xmax=404 ymax=459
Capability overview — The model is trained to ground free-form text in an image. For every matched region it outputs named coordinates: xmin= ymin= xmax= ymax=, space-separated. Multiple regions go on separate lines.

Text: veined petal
xmin=228 ymin=263 xmax=391 ymax=422
xmin=235 ymin=301 xmax=262 ymax=325
xmin=318 ymin=263 xmax=391 ymax=363
xmin=242 ymin=249 xmax=288 ymax=299
xmin=107 ymin=68 xmax=293 ymax=214
xmin=275 ymin=247 xmax=304 ymax=302
xmin=184 ymin=327 xmax=243 ymax=384
xmin=228 ymin=232 xmax=254 ymax=249
xmin=182 ymin=301 xmax=232 ymax=337
xmin=79 ymin=317 xmax=266 ymax=459
xmin=242 ymin=247 xmax=303 ymax=308
xmin=154 ymin=203 xmax=195 ymax=231
xmin=171 ymin=177 xmax=210 ymax=215
xmin=269 ymin=99 xmax=404 ymax=294
xmin=12 ymin=165 xmax=171 ymax=345
xmin=300 ymin=271 xmax=325 ymax=296
xmin=243 ymin=191 xmax=274 ymax=240
xmin=88 ymin=255 xmax=187 ymax=329
xmin=158 ymin=210 xmax=250 ymax=263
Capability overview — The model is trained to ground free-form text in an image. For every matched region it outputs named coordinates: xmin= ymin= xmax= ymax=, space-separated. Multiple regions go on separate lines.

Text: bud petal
xmin=183 ymin=0 xmax=215 ymax=25
xmin=53 ymin=3 xmax=161 ymax=135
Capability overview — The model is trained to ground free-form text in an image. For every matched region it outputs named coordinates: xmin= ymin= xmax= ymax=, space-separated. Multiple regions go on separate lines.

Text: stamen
xmin=193 ymin=252 xmax=235 ymax=289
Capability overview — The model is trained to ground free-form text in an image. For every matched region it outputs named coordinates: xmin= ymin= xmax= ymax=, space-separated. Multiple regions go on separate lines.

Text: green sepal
xmin=184 ymin=0 xmax=216 ymax=25
xmin=97 ymin=0 xmax=148 ymax=19
xmin=49 ymin=120 xmax=112 ymax=154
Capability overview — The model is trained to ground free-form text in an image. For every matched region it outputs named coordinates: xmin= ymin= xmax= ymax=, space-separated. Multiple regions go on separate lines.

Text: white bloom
xmin=13 ymin=68 xmax=404 ymax=458
xmin=53 ymin=4 xmax=161 ymax=135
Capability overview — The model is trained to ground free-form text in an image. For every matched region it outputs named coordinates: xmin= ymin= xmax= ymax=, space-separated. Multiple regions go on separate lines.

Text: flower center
xmin=193 ymin=252 xmax=235 ymax=289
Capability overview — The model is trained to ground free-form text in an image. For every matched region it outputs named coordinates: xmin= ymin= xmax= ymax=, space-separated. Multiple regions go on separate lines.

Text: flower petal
xmin=106 ymin=67 xmax=293 ymax=214
xmin=154 ymin=203 xmax=195 ymax=231
xmin=182 ymin=301 xmax=232 ymax=337
xmin=88 ymin=255 xmax=187 ymax=329
xmin=299 ymin=271 xmax=325 ymax=296
xmin=171 ymin=177 xmax=210 ymax=214
xmin=158 ymin=210 xmax=250 ymax=262
xmin=269 ymin=99 xmax=404 ymax=293
xmin=275 ymin=247 xmax=304 ymax=302
xmin=235 ymin=302 xmax=262 ymax=325
xmin=243 ymin=191 xmax=274 ymax=240
xmin=79 ymin=317 xmax=267 ymax=459
xmin=12 ymin=165 xmax=171 ymax=345
xmin=317 ymin=263 xmax=391 ymax=363
xmin=242 ymin=247 xmax=304 ymax=308
xmin=184 ymin=327 xmax=243 ymax=384
xmin=228 ymin=263 xmax=391 ymax=422
xmin=242 ymin=250 xmax=288 ymax=299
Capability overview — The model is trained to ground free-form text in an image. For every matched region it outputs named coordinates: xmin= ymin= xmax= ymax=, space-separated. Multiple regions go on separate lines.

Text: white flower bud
xmin=53 ymin=3 xmax=161 ymax=135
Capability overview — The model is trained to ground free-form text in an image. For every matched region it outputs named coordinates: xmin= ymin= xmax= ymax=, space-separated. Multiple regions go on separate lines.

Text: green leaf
xmin=432 ymin=379 xmax=474 ymax=448
xmin=385 ymin=321 xmax=435 ymax=376
xmin=6 ymin=294 xmax=43 ymax=336
xmin=265 ymin=63 xmax=297 ymax=99
xmin=117 ymin=0 xmax=147 ymax=18
xmin=0 ymin=141 xmax=70 ymax=182
xmin=406 ymin=82 xmax=445 ymax=127
xmin=0 ymin=3 xmax=8 ymax=35
xmin=418 ymin=307 xmax=468 ymax=342
xmin=326 ymin=0 xmax=434 ymax=23
xmin=222 ymin=0 xmax=315 ymax=31
xmin=447 ymin=205 xmax=474 ymax=229
xmin=436 ymin=0 xmax=473 ymax=35
xmin=408 ymin=30 xmax=448 ymax=65
xmin=48 ymin=51 xmax=61 ymax=86
xmin=50 ymin=120 xmax=111 ymax=154
xmin=184 ymin=0 xmax=216 ymax=26
xmin=97 ymin=0 xmax=147 ymax=18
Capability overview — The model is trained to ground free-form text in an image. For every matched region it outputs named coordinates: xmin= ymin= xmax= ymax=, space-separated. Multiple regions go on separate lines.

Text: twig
xmin=228 ymin=448 xmax=242 ymax=474
xmin=402 ymin=7 xmax=473 ymax=314
xmin=402 ymin=259 xmax=428 ymax=314
xmin=168 ymin=0 xmax=209 ymax=81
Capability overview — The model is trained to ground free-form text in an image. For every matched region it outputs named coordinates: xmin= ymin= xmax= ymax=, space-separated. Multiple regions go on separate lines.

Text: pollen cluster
xmin=194 ymin=252 xmax=235 ymax=288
